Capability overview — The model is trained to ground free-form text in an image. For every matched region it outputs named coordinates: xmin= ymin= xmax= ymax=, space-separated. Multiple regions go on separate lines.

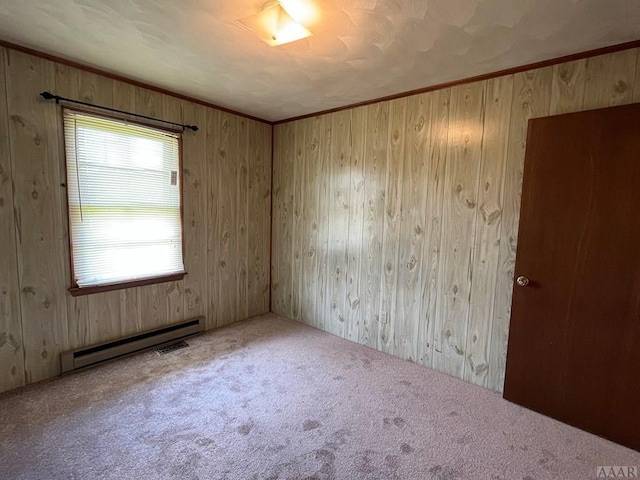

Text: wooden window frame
xmin=62 ymin=107 xmax=187 ymax=297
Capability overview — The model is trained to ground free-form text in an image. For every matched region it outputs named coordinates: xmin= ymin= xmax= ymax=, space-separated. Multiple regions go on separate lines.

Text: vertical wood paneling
xmin=217 ymin=112 xmax=239 ymax=326
xmin=326 ymin=110 xmax=352 ymax=337
xmin=262 ymin=124 xmax=272 ymax=314
xmin=379 ymin=98 xmax=406 ymax=354
xmin=345 ymin=107 xmax=366 ymax=342
xmin=236 ymin=116 xmax=249 ymax=323
xmin=583 ymin=50 xmax=637 ymax=110
xmin=206 ymin=107 xmax=220 ymax=330
xmin=315 ymin=115 xmax=332 ymax=331
xmin=6 ymin=50 xmax=67 ymax=383
xmin=416 ymin=88 xmax=450 ymax=369
xmin=182 ymin=102 xmax=208 ymax=321
xmin=118 ymin=288 xmax=142 ymax=339
xmin=291 ymin=120 xmax=305 ymax=321
xmin=53 ymin=63 xmax=89 ymax=351
xmin=302 ymin=116 xmax=323 ymax=328
xmin=300 ymin=118 xmax=317 ymax=325
xmin=0 ymin=49 xmax=271 ymax=394
xmin=0 ymin=47 xmax=25 ymax=391
xmin=358 ymin=102 xmax=388 ymax=348
xmin=247 ymin=120 xmax=270 ymax=317
xmin=550 ymin=59 xmax=587 ymax=115
xmin=162 ymin=94 xmax=185 ymax=324
xmin=283 ymin=121 xmax=294 ymax=319
xmin=464 ymin=75 xmax=513 ymax=387
xmin=433 ymin=82 xmax=486 ymax=379
xmin=247 ymin=118 xmax=270 ymax=317
xmin=217 ymin=113 xmax=240 ymax=326
xmin=394 ymin=93 xmax=431 ymax=361
xmin=271 ymin=122 xmax=294 ymax=318
xmin=634 ymin=52 xmax=640 ymax=102
xmin=488 ymin=67 xmax=553 ymax=391
xmin=271 ymin=126 xmax=282 ymax=316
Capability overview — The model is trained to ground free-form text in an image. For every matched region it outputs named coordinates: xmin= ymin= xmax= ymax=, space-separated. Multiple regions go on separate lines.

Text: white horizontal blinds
xmin=64 ymin=110 xmax=184 ymax=288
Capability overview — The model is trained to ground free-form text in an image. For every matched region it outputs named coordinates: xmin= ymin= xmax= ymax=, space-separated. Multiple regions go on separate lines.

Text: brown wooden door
xmin=503 ymin=103 xmax=640 ymax=451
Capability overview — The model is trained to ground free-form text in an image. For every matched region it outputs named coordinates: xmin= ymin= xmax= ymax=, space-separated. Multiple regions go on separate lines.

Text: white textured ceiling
xmin=1 ymin=0 xmax=639 ymax=121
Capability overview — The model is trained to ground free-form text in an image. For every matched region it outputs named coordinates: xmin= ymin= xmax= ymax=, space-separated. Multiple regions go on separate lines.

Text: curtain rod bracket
xmin=39 ymin=91 xmax=198 ymax=131
xmin=40 ymin=91 xmax=60 ymax=104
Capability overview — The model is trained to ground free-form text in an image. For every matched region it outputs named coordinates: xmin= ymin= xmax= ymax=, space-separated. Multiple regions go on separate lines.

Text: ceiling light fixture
xmin=236 ymin=1 xmax=313 ymax=47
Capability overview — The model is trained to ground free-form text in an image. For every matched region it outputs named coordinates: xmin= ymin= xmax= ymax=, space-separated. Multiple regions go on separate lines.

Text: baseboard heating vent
xmin=155 ymin=341 xmax=189 ymax=356
xmin=61 ymin=317 xmax=204 ymax=374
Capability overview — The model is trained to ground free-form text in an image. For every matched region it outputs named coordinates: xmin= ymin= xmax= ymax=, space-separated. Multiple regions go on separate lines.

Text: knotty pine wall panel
xmin=0 ymin=47 xmax=24 ymax=392
xmin=272 ymin=47 xmax=640 ymax=392
xmin=0 ymin=47 xmax=271 ymax=393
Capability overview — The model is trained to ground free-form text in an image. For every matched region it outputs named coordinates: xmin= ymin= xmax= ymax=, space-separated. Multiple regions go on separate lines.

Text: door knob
xmin=516 ymin=276 xmax=530 ymax=287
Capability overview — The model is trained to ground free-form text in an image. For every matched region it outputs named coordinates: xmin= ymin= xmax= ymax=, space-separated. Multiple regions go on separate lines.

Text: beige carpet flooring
xmin=1 ymin=313 xmax=638 ymax=479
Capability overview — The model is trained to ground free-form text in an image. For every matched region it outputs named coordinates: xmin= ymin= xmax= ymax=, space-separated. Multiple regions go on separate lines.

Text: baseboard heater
xmin=60 ymin=317 xmax=204 ymax=374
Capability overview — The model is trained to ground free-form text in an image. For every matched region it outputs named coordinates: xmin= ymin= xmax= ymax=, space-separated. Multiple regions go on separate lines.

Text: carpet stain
xmin=354 ymin=449 xmax=377 ymax=475
xmin=354 ymin=449 xmax=405 ymax=479
xmin=263 ymin=446 xmax=336 ymax=479
xmin=168 ymin=451 xmax=203 ymax=478
xmin=384 ymin=417 xmax=406 ymax=428
xmin=386 ymin=454 xmax=400 ymax=466
xmin=306 ymin=452 xmax=336 ymax=478
xmin=195 ymin=436 xmax=216 ymax=447
xmin=325 ymin=429 xmax=352 ymax=450
xmin=429 ymin=464 xmax=463 ymax=480
xmin=238 ymin=421 xmax=253 ymax=435
xmin=303 ymin=420 xmax=321 ymax=431
xmin=266 ymin=443 xmax=288 ymax=454
xmin=400 ymin=443 xmax=414 ymax=454
xmin=448 ymin=410 xmax=459 ymax=417
xmin=315 ymin=448 xmax=336 ymax=474
xmin=230 ymin=382 xmax=245 ymax=392
xmin=538 ymin=448 xmax=557 ymax=466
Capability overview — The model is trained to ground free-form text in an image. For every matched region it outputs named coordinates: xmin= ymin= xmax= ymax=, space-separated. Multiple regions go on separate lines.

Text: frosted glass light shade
xmin=237 ymin=2 xmax=313 ymax=46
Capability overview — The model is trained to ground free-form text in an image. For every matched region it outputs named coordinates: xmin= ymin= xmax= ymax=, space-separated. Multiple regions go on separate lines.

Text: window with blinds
xmin=63 ymin=110 xmax=185 ymax=293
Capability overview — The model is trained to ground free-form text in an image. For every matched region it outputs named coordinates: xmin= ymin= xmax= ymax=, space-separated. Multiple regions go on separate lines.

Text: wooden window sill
xmin=68 ymin=272 xmax=187 ymax=296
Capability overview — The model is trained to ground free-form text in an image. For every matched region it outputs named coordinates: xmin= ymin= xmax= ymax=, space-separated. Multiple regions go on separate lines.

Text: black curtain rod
xmin=39 ymin=91 xmax=198 ymax=132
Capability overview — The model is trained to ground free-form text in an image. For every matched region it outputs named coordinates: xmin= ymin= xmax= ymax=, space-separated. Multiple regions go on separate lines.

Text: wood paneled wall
xmin=272 ymin=47 xmax=640 ymax=392
xmin=0 ymin=47 xmax=272 ymax=393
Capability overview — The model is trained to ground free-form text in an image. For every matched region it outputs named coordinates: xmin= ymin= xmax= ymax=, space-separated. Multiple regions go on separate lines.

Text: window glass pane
xmin=64 ymin=110 xmax=184 ymax=288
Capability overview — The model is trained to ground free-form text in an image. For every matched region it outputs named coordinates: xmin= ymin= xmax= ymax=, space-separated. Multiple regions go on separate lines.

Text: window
xmin=63 ymin=110 xmax=185 ymax=295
